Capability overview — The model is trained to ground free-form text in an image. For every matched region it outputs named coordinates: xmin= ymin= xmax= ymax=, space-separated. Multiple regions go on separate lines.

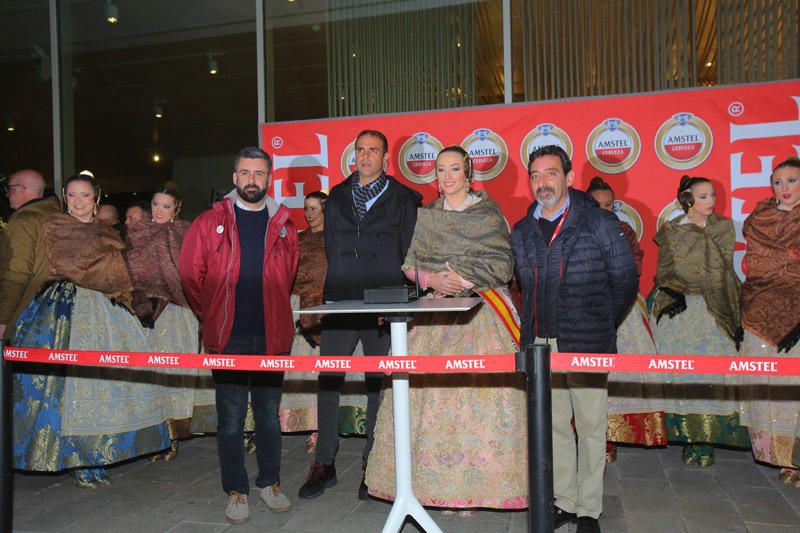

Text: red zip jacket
xmin=178 ymin=191 xmax=299 ymax=354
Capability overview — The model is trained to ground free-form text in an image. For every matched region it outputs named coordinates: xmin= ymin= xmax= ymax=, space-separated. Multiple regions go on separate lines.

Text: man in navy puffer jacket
xmin=512 ymin=145 xmax=637 ymax=533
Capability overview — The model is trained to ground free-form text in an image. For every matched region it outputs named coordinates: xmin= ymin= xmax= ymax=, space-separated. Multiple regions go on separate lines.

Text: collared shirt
xmin=532 ymin=195 xmax=570 ymax=222
xmin=364 ymin=181 xmax=389 ymax=211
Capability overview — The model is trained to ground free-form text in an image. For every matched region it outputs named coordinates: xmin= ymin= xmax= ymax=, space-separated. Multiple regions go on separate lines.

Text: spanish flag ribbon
xmin=478 ymin=288 xmax=521 ymax=348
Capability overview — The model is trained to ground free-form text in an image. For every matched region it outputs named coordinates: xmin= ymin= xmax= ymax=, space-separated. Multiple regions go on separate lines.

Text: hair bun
xmin=589 ymin=176 xmax=606 ymax=187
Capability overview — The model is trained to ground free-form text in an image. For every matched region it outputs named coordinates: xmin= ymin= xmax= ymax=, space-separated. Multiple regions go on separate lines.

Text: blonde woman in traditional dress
xmin=650 ymin=175 xmax=748 ymax=467
xmin=125 ymin=185 xmax=199 ymax=461
xmin=366 ymin=146 xmax=527 ymax=514
xmin=586 ymin=177 xmax=666 ymax=463
xmin=739 ymin=157 xmax=800 ymax=487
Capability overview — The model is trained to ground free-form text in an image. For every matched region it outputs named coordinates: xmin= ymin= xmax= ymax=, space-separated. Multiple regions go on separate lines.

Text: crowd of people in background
xmin=1 ymin=131 xmax=799 ymax=533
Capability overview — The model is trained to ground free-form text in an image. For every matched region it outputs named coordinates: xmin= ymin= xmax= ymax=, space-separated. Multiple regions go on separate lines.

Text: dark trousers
xmin=316 ymin=314 xmax=391 ymax=466
xmin=212 ymin=336 xmax=284 ymax=495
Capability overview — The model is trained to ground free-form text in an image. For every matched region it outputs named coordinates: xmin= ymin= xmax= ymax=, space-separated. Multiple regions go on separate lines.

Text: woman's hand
xmin=428 ymin=270 xmax=463 ymax=296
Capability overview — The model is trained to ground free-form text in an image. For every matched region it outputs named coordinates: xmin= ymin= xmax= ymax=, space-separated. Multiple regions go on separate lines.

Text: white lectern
xmin=297 ymin=297 xmax=482 ymax=533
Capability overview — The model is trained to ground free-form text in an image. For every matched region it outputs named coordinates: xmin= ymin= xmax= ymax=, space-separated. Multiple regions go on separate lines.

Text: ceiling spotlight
xmin=6 ymin=119 xmax=15 ymax=133
xmin=152 ymin=153 xmax=161 ymax=163
xmin=105 ymin=0 xmax=119 ymax=24
xmin=154 ymin=104 xmax=164 ymax=119
xmin=705 ymin=61 xmax=713 ymax=67
xmin=208 ymin=54 xmax=219 ymax=75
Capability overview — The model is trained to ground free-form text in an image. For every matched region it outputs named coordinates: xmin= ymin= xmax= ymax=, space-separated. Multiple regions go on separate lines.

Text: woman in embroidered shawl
xmin=279 ymin=191 xmax=329 ymax=444
xmin=738 ymin=157 xmax=800 ymax=487
xmin=366 ymin=146 xmax=527 ymax=513
xmin=587 ymin=178 xmax=666 ymax=463
xmin=11 ymin=172 xmax=170 ymax=487
xmin=281 ymin=191 xmax=369 ymax=449
xmin=650 ymin=175 xmax=748 ymax=467
xmin=125 ymin=186 xmax=200 ymax=461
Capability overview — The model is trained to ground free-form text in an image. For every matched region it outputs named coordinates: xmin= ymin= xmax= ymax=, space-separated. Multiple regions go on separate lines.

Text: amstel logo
xmin=654 ymin=112 xmax=713 ymax=170
xmin=519 ymin=123 xmax=574 ymax=167
xmin=656 ymin=200 xmax=685 ymax=231
xmin=586 ymin=118 xmax=641 ymax=174
xmin=340 ymin=141 xmax=357 ymax=178
xmin=613 ymin=200 xmax=644 ymax=241
xmin=397 ymin=132 xmax=444 ymax=184
xmin=460 ymin=128 xmax=508 ymax=181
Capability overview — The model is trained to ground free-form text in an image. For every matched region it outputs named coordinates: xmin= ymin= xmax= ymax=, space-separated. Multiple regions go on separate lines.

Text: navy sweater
xmin=230 ymin=204 xmax=269 ymax=339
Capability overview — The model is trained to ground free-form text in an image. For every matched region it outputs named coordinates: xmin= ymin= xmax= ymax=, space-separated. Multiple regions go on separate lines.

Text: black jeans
xmin=316 ymin=314 xmax=391 ymax=466
xmin=212 ymin=336 xmax=284 ymax=495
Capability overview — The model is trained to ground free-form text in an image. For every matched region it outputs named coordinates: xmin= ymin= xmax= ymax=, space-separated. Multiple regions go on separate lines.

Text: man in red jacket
xmin=179 ymin=147 xmax=298 ymax=525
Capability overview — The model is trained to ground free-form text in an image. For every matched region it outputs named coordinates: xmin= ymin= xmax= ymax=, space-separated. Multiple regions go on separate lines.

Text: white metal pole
xmin=382 ymin=320 xmax=442 ymax=533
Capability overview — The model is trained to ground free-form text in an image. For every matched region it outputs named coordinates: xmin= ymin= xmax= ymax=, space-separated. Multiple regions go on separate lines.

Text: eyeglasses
xmin=3 ymin=183 xmax=22 ymax=196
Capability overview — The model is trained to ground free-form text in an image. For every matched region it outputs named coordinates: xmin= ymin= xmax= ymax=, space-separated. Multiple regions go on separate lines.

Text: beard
xmin=535 ymin=186 xmax=558 ymax=207
xmin=237 ymin=184 xmax=267 ymax=204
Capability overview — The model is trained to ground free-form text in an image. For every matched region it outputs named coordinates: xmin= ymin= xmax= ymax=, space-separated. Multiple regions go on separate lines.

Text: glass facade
xmin=1 ymin=0 xmax=796 ymax=220
xmin=1 ymin=2 xmax=53 ymax=220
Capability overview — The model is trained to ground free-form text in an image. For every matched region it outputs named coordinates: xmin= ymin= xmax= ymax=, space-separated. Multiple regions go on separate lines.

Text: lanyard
xmin=547 ymin=206 xmax=570 ymax=246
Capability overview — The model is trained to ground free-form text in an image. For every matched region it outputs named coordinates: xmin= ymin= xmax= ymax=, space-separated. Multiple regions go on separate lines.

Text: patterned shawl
xmin=402 ymin=190 xmax=513 ymax=293
xmin=741 ymin=198 xmax=800 ymax=345
xmin=125 ymin=218 xmax=190 ymax=319
xmin=652 ymin=213 xmax=741 ymax=341
xmin=43 ymin=213 xmax=134 ymax=309
xmin=294 ymin=229 xmax=327 ymax=342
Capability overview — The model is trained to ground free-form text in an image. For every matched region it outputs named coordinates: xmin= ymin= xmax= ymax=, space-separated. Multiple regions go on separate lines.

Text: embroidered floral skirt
xmin=12 ymin=281 xmax=170 ymax=472
xmin=366 ymin=292 xmax=527 ymax=509
xmin=737 ymin=330 xmax=800 ymax=467
xmin=650 ymin=295 xmax=749 ymax=448
xmin=607 ymin=295 xmax=667 ymax=447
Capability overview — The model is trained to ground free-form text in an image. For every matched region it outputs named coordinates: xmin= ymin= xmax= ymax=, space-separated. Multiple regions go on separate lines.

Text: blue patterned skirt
xmin=12 ymin=280 xmax=170 ymax=478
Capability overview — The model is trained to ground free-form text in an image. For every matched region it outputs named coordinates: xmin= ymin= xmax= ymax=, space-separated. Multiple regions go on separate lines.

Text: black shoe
xmin=576 ymin=516 xmax=601 ymax=533
xmin=554 ymin=506 xmax=578 ymax=529
xmin=298 ymin=461 xmax=337 ymax=499
xmin=358 ymin=469 xmax=369 ymax=500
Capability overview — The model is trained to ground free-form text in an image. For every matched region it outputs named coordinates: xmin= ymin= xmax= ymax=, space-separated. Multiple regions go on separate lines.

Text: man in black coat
xmin=298 ymin=129 xmax=421 ymax=500
xmin=512 ymin=145 xmax=637 ymax=533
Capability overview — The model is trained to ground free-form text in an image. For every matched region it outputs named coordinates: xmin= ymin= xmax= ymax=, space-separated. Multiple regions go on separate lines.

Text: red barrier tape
xmin=4 ymin=347 xmax=800 ymax=375
xmin=550 ymin=353 xmax=800 ymax=376
xmin=2 ymin=347 xmax=515 ymax=373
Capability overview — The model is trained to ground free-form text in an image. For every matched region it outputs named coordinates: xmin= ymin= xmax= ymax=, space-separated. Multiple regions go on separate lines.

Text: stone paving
xmin=11 ymin=433 xmax=800 ymax=532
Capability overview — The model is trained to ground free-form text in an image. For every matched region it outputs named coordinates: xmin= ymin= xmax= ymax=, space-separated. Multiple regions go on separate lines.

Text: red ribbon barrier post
xmin=0 ymin=339 xmax=11 ymax=533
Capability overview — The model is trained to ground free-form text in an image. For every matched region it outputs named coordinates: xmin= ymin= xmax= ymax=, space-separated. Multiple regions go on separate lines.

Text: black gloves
xmin=777 ymin=323 xmax=800 ymax=353
xmin=296 ymin=320 xmax=319 ymax=349
xmin=656 ymin=287 xmax=687 ymax=324
xmin=734 ymin=326 xmax=744 ymax=352
xmin=139 ymin=315 xmax=155 ymax=329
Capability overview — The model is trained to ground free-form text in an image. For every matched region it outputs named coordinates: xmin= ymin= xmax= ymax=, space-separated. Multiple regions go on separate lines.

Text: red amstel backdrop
xmin=262 ymin=80 xmax=800 ymax=294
